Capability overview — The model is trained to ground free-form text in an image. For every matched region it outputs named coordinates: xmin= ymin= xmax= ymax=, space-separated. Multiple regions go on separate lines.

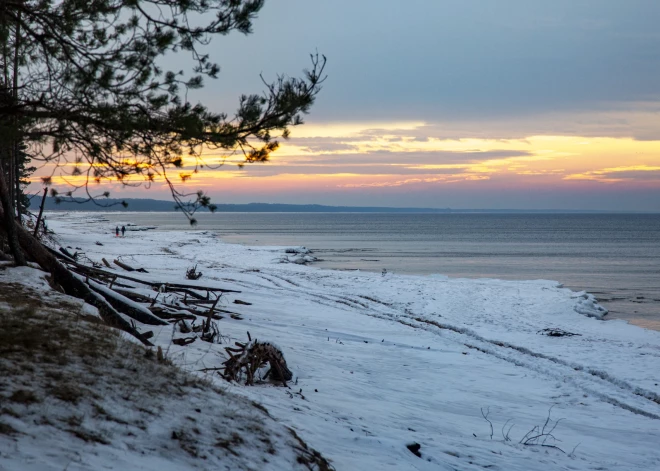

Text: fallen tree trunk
xmin=33 ymin=188 xmax=48 ymax=237
xmin=5 ymin=212 xmax=154 ymax=346
xmin=45 ymin=245 xmax=76 ymax=263
xmin=49 ymin=256 xmax=240 ymax=294
xmin=60 ymin=247 xmax=77 ymax=260
xmin=151 ymin=299 xmax=237 ymax=317
xmin=164 ymin=282 xmax=240 ymax=294
xmin=113 ymin=259 xmax=135 ymax=271
xmin=84 ymin=277 xmax=168 ymax=326
xmin=148 ymin=306 xmax=197 ymax=321
xmin=113 ymin=288 xmax=154 ymax=303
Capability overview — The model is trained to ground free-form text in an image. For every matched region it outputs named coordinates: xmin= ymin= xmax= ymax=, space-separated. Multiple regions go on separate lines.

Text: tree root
xmin=222 ymin=332 xmax=293 ymax=386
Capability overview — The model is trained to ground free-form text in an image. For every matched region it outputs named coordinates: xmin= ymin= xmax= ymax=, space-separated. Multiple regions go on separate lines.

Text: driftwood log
xmin=84 ymin=278 xmax=168 ymax=326
xmin=537 ymin=328 xmax=581 ymax=337
xmin=113 ymin=259 xmax=135 ymax=271
xmin=113 ymin=288 xmax=153 ymax=303
xmin=223 ymin=333 xmax=293 ymax=386
xmin=60 ymin=247 xmax=77 ymax=260
xmin=52 ymin=257 xmax=240 ymax=295
xmin=148 ymin=306 xmax=197 ymax=321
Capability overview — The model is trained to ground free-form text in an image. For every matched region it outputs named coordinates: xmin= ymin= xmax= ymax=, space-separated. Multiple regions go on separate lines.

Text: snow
xmin=572 ymin=291 xmax=609 ymax=319
xmin=4 ymin=210 xmax=660 ymax=470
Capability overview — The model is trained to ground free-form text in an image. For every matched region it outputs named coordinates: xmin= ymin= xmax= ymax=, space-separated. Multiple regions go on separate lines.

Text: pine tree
xmin=0 ymin=1 xmax=325 ymax=323
xmin=1 ymin=0 xmax=325 ymax=223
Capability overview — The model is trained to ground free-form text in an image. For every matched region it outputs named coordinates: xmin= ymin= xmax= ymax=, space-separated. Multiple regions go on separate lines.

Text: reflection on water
xmin=100 ymin=212 xmax=660 ymax=330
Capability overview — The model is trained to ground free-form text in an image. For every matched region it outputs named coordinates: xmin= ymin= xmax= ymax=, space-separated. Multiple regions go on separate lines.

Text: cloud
xmin=224 ymin=163 xmax=466 ymax=178
xmin=320 ymin=105 xmax=660 ymax=142
xmin=277 ymin=149 xmax=535 ymax=165
xmin=564 ymin=165 xmax=660 ymax=183
xmin=178 ymin=130 xmax=660 ymax=191
xmin=338 ymin=174 xmax=492 ymax=188
xmin=295 ymin=142 xmax=361 ymax=153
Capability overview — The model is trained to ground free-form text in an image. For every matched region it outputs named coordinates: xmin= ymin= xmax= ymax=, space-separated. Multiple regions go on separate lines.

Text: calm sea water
xmin=102 ymin=212 xmax=660 ymax=330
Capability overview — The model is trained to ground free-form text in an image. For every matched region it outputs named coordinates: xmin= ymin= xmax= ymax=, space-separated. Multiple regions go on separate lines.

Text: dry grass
xmin=0 ymin=422 xmax=19 ymax=436
xmin=8 ymin=390 xmax=40 ymax=405
xmin=0 ymin=281 xmax=148 ymax=448
xmin=215 ymin=432 xmax=245 ymax=456
xmin=48 ymin=383 xmax=86 ymax=405
xmin=0 ymin=280 xmax=223 ymax=422
xmin=290 ymin=428 xmax=335 ymax=471
xmin=66 ymin=427 xmax=111 ymax=445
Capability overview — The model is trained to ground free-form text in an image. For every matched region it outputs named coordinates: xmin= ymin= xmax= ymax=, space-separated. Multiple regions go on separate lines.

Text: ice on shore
xmin=572 ymin=291 xmax=609 ymax=319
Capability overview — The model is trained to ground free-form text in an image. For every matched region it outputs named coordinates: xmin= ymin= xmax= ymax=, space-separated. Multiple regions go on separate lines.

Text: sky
xmin=38 ymin=0 xmax=660 ymax=210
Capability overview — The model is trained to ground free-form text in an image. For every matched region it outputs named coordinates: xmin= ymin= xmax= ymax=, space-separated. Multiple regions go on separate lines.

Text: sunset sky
xmin=37 ymin=0 xmax=660 ymax=210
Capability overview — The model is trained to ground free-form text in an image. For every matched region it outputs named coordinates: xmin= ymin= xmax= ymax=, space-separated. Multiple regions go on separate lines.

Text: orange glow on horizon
xmin=29 ymin=120 xmax=660 ymax=200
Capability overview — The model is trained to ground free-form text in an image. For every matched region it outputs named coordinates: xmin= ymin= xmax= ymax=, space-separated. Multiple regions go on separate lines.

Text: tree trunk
xmin=0 ymin=167 xmax=26 ymax=265
xmin=7 ymin=148 xmax=14 ymax=216
xmin=34 ymin=188 xmax=47 ymax=237
xmin=14 ymin=146 xmax=21 ymax=223
xmin=11 ymin=10 xmax=21 ymax=222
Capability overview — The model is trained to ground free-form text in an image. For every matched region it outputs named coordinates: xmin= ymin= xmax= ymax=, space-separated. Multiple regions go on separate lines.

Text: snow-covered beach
xmin=4 ymin=211 xmax=660 ymax=470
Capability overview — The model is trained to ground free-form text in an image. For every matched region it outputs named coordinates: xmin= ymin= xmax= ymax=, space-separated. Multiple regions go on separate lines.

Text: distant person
xmin=121 ymin=225 xmax=126 ymax=237
xmin=115 ymin=226 xmax=119 ymax=237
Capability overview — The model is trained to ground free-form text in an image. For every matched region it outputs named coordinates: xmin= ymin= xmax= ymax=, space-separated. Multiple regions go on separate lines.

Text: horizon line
xmin=30 ymin=196 xmax=659 ymax=214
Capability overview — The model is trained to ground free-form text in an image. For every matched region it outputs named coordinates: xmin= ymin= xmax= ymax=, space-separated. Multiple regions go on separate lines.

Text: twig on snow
xmin=481 ymin=407 xmax=494 ymax=439
xmin=501 ymin=419 xmax=514 ymax=442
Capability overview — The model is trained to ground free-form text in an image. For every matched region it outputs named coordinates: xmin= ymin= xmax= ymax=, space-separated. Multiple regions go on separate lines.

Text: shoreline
xmin=44 ymin=210 xmax=660 ymax=331
xmin=216 ymin=236 xmax=660 ymax=332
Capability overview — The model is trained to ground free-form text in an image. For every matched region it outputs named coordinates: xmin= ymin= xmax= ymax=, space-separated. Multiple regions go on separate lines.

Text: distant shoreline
xmin=30 ymin=196 xmax=655 ymax=214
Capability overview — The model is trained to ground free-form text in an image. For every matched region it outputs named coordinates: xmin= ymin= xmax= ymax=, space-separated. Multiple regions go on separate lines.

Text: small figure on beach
xmin=121 ymin=225 xmax=126 ymax=237
xmin=115 ymin=226 xmax=119 ymax=237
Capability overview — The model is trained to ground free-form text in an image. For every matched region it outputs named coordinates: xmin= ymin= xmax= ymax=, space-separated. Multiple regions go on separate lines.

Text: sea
xmin=100 ymin=212 xmax=660 ymax=330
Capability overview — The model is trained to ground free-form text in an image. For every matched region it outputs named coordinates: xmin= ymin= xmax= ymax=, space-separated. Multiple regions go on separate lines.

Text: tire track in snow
xmin=289 ymin=282 xmax=660 ymax=419
xmin=362 ymin=308 xmax=660 ymax=418
xmin=407 ymin=316 xmax=660 ymax=406
xmin=261 ymin=273 xmax=301 ymax=288
xmin=341 ymin=294 xmax=660 ymax=419
xmin=403 ymin=316 xmax=660 ymax=420
xmin=330 ymin=285 xmax=660 ymax=409
xmin=221 ymin=267 xmax=660 ymax=419
xmin=204 ymin=276 xmax=282 ymax=292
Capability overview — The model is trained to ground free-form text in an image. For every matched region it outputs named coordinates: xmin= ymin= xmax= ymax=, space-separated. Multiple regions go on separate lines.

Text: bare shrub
xmin=479 ymin=405 xmax=577 ymax=455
